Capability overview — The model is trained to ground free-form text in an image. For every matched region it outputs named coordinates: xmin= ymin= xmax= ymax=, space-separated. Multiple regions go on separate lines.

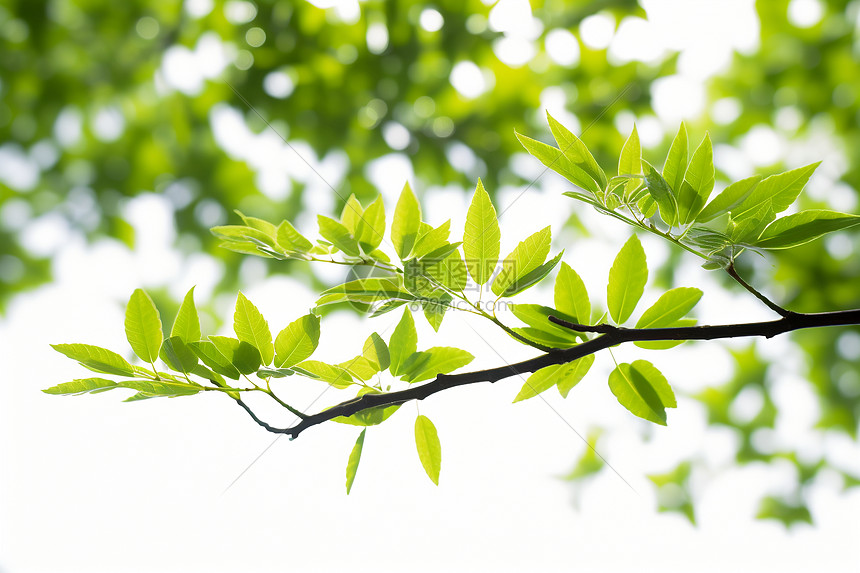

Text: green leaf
xmin=211 ymin=225 xmax=278 ymax=250
xmin=118 ymin=379 xmax=202 ymax=397
xmin=515 ymin=131 xmax=602 ymax=195
xmin=498 ymin=251 xmax=563 ymax=298
xmin=345 ymin=429 xmax=366 ymax=494
xmin=51 ymin=343 xmax=137 ymax=377
xmin=730 ymin=202 xmax=774 ymax=244
xmin=400 ymin=347 xmax=474 ymax=383
xmin=492 ymin=226 xmax=551 ymax=296
xmin=463 ymin=178 xmax=501 ymax=285
xmin=355 ymin=195 xmax=386 ymax=252
xmin=638 ymin=194 xmax=657 ymax=218
xmin=274 ymin=314 xmax=321 ymax=368
xmin=171 ymin=287 xmax=201 ymax=344
xmin=412 ymin=220 xmax=451 ymax=259
xmin=276 ymin=220 xmax=313 ymax=252
xmin=554 ymin=262 xmax=590 ymax=324
xmin=731 ymin=162 xmax=821 ymax=221
xmin=235 ymin=210 xmax=278 ymax=237
xmin=294 ymin=360 xmax=354 ymax=388
xmin=43 ymin=377 xmax=119 ymax=396
xmin=618 ymin=125 xmax=641 ymax=199
xmin=662 ymin=122 xmax=688 ymax=194
xmin=643 ymin=161 xmax=678 ymax=226
xmin=756 ymin=496 xmax=812 ymax=527
xmin=316 ymin=277 xmax=414 ymax=307
xmin=125 ymin=289 xmax=163 ymax=364
xmin=696 ymin=175 xmax=762 ymax=223
xmin=391 ymin=181 xmax=422 ymax=259
xmin=681 ymin=227 xmax=732 ymax=253
xmin=424 ymin=250 xmax=468 ymax=292
xmin=389 ymin=308 xmax=417 ymax=376
xmin=513 ymin=356 xmax=594 ymax=402
xmin=608 ymin=360 xmax=676 ymax=425
xmin=233 ymin=293 xmax=274 ymax=366
xmin=363 ymin=332 xmax=390 ymax=371
xmin=635 ymin=318 xmax=697 ymax=350
xmin=607 ymin=235 xmax=648 ymax=324
xmin=340 ymin=194 xmax=365 ymax=235
xmin=635 ymin=287 xmax=702 ymax=329
xmin=753 ymin=210 xmax=860 ymax=250
xmin=333 ymin=387 xmax=401 ymax=427
xmin=510 ymin=303 xmax=581 ymax=340
xmin=421 ymin=294 xmax=452 ymax=332
xmin=209 ymin=336 xmax=261 ymax=375
xmin=159 ymin=336 xmax=198 ymax=374
xmin=547 ymin=111 xmax=607 ymax=189
xmin=414 ymin=415 xmax=442 ymax=485
xmin=511 ymin=327 xmax=579 ymax=349
xmin=317 ymin=215 xmax=361 ymax=257
xmin=676 ymin=133 xmax=714 ymax=224
xmin=338 ymin=356 xmax=379 ymax=381
xmin=189 ymin=340 xmax=241 ymax=380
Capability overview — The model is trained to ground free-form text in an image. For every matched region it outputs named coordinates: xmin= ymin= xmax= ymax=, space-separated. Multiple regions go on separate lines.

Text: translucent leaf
xmin=497 ymin=251 xmax=563 ymax=298
xmin=607 ymin=235 xmax=648 ymax=324
xmin=463 ymin=178 xmax=501 ymax=285
xmin=643 ymin=161 xmax=678 ymax=226
xmin=547 ymin=112 xmax=607 ymax=189
xmin=415 ymin=415 xmax=442 ymax=485
xmin=753 ymin=210 xmax=860 ymax=250
xmin=509 ymin=303 xmax=581 ymax=340
xmin=338 ymin=356 xmax=379 ymax=381
xmin=363 ymin=332 xmax=390 ymax=371
xmin=554 ymin=262 xmax=590 ymax=324
xmin=51 ymin=343 xmax=137 ymax=377
xmin=618 ymin=125 xmax=642 ymax=199
xmin=412 ymin=220 xmax=451 ymax=259
xmin=235 ymin=210 xmax=278 ymax=237
xmin=400 ymin=347 xmax=474 ymax=383
xmin=696 ymin=175 xmax=762 ymax=223
xmin=171 ymin=287 xmax=201 ymax=344
xmin=492 ymin=226 xmax=551 ymax=296
xmin=516 ymin=131 xmax=602 ymax=195
xmin=421 ymin=294 xmax=452 ymax=332
xmin=730 ymin=202 xmax=774 ymax=243
xmin=274 ymin=314 xmax=320 ymax=368
xmin=423 ymin=250 xmax=468 ymax=292
xmin=389 ymin=308 xmax=417 ymax=376
xmin=276 ymin=220 xmax=313 ymax=252
xmin=125 ymin=289 xmax=163 ymax=364
xmin=209 ymin=336 xmax=261 ymax=375
xmin=189 ymin=340 xmax=241 ymax=380
xmin=681 ymin=227 xmax=732 ymax=254
xmin=118 ymin=379 xmax=202 ymax=397
xmin=676 ymin=133 xmax=714 ymax=224
xmin=159 ymin=336 xmax=198 ymax=374
xmin=513 ymin=355 xmax=594 ymax=402
xmin=635 ymin=287 xmax=702 ymax=329
xmin=43 ymin=377 xmax=119 ymax=396
xmin=731 ymin=162 xmax=821 ymax=221
xmin=294 ymin=360 xmax=354 ymax=388
xmin=662 ymin=122 xmax=688 ymax=195
xmin=339 ymin=194 xmax=364 ymax=235
xmin=345 ymin=429 xmax=366 ymax=494
xmin=317 ymin=215 xmax=361 ymax=257
xmin=211 ymin=225 xmax=278 ymax=251
xmin=334 ymin=387 xmax=401 ymax=427
xmin=391 ymin=181 xmax=422 ymax=259
xmin=234 ymin=293 xmax=274 ymax=366
xmin=608 ymin=360 xmax=676 ymax=425
xmin=355 ymin=195 xmax=386 ymax=252
xmin=316 ymin=277 xmax=414 ymax=307
xmin=511 ymin=327 xmax=579 ymax=349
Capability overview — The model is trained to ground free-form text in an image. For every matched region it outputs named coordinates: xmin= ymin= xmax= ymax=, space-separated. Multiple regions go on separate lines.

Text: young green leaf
xmin=51 ymin=343 xmax=137 ymax=377
xmin=421 ymin=295 xmax=451 ymax=332
xmin=730 ymin=202 xmax=774 ymax=244
xmin=753 ymin=210 xmax=860 ymax=250
xmin=635 ymin=287 xmax=702 ymax=329
xmin=159 ymin=336 xmax=198 ymax=374
xmin=391 ymin=181 xmax=422 ymax=259
xmin=414 ymin=415 xmax=442 ymax=485
xmin=731 ymin=162 xmax=821 ymax=221
xmin=276 ymin=220 xmax=313 ymax=253
xmin=274 ymin=314 xmax=321 ymax=368
xmin=511 ymin=327 xmax=579 ymax=349
xmin=463 ymin=179 xmax=501 ymax=285
xmin=363 ymin=332 xmax=390 ymax=371
xmin=211 ymin=225 xmax=278 ymax=251
xmin=125 ymin=289 xmax=163 ymax=364
xmin=355 ymin=195 xmax=386 ymax=252
xmin=607 ymin=235 xmax=648 ymax=324
xmin=189 ymin=340 xmax=241 ymax=379
xmin=209 ymin=336 xmax=261 ymax=375
xmin=547 ymin=112 xmax=607 ymax=190
xmin=171 ymin=287 xmax=201 ymax=344
xmin=676 ymin=134 xmax=714 ymax=224
xmin=294 ymin=360 xmax=354 ymax=388
xmin=338 ymin=356 xmax=379 ymax=381
xmin=400 ymin=347 xmax=474 ymax=383
xmin=234 ymin=293 xmax=274 ymax=366
xmin=334 ymin=387 xmax=402 ymax=427
xmin=608 ymin=360 xmax=676 ymax=425
xmin=497 ymin=251 xmax=563 ymax=298
xmin=515 ymin=131 xmax=602 ymax=195
xmin=643 ymin=161 xmax=678 ymax=226
xmin=492 ymin=226 xmax=551 ymax=296
xmin=316 ymin=277 xmax=414 ymax=307
xmin=339 ymin=194 xmax=364 ymax=235
xmin=236 ymin=210 xmax=278 ymax=236
xmin=662 ymin=122 xmax=688 ymax=194
xmin=695 ymin=175 xmax=762 ymax=223
xmin=412 ymin=220 xmax=451 ymax=259
xmin=424 ymin=250 xmax=469 ymax=292
xmin=118 ymin=379 xmax=202 ymax=397
xmin=510 ymin=303 xmax=581 ymax=339
xmin=345 ymin=429 xmax=366 ymax=494
xmin=513 ymin=355 xmax=594 ymax=402
xmin=318 ymin=215 xmax=361 ymax=257
xmin=618 ymin=125 xmax=641 ymax=199
xmin=555 ymin=262 xmax=590 ymax=324
xmin=389 ymin=307 xmax=418 ymax=376
xmin=42 ymin=377 xmax=119 ymax=396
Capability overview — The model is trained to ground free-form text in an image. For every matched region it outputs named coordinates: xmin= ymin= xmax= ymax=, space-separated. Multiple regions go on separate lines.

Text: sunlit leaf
xmin=662 ymin=122 xmax=688 ymax=194
xmin=51 ymin=343 xmax=137 ymax=377
xmin=389 ymin=307 xmax=418 ymax=376
xmin=516 ymin=131 xmax=602 ymax=195
xmin=643 ymin=161 xmax=678 ymax=226
xmin=159 ymin=336 xmax=198 ymax=374
xmin=400 ymin=347 xmax=474 ymax=383
xmin=415 ymin=415 xmax=442 ymax=485
xmin=608 ymin=360 xmax=676 ymax=425
xmin=189 ymin=340 xmax=241 ymax=380
xmin=391 ymin=181 xmax=422 ymax=259
xmin=731 ymin=162 xmax=821 ymax=221
xmin=492 ymin=226 xmax=551 ymax=296
xmin=355 ymin=195 xmax=386 ymax=252
xmin=42 ymin=377 xmax=119 ymax=396
xmin=209 ymin=336 xmax=261 ymax=375
xmin=276 ymin=220 xmax=313 ymax=253
xmin=636 ymin=288 xmax=702 ymax=329
xmin=118 ymin=379 xmax=202 ymax=397
xmin=547 ymin=111 xmax=607 ymax=190
xmin=318 ymin=215 xmax=361 ymax=257
xmin=513 ymin=356 xmax=594 ymax=402
xmin=753 ymin=210 xmax=860 ymax=250
xmin=340 ymin=194 xmax=365 ymax=235
xmin=363 ymin=332 xmax=390 ymax=371
xmin=554 ymin=262 xmax=591 ymax=324
xmin=676 ymin=133 xmax=714 ymax=224
xmin=618 ymin=125 xmax=642 ymax=199
xmin=696 ymin=175 xmax=762 ymax=223
xmin=412 ymin=220 xmax=451 ymax=259
xmin=234 ymin=293 xmax=274 ymax=366
xmin=171 ymin=287 xmax=201 ymax=344
xmin=345 ymin=429 xmax=366 ymax=494
xmin=607 ymin=234 xmax=648 ymax=324
xmin=274 ymin=314 xmax=321 ymax=368
xmin=463 ymin=179 xmax=501 ymax=285
xmin=125 ymin=289 xmax=163 ymax=364
xmin=294 ymin=360 xmax=354 ymax=388
xmin=498 ymin=251 xmax=563 ymax=298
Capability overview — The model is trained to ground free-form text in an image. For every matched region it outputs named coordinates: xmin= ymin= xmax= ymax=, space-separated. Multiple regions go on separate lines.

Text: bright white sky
xmin=2 ymin=0 xmax=859 ymax=571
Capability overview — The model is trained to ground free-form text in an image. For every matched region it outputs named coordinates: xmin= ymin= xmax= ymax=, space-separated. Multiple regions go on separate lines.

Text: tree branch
xmin=235 ymin=308 xmax=860 ymax=439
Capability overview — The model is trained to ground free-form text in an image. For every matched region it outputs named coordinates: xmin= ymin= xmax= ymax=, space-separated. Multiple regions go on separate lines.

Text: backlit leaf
xmin=635 ymin=287 xmax=702 ymax=329
xmin=276 ymin=220 xmax=313 ymax=252
xmin=608 ymin=360 xmax=676 ymax=425
xmin=318 ymin=215 xmax=361 ymax=257
xmin=513 ymin=355 xmax=594 ymax=402
xmin=389 ymin=308 xmax=418 ymax=376
xmin=662 ymin=122 xmax=688 ymax=194
xmin=43 ymin=377 xmax=119 ymax=396
xmin=171 ymin=287 xmax=201 ymax=344
xmin=492 ymin=226 xmax=551 ymax=296
xmin=391 ymin=181 xmax=422 ymax=259
xmin=415 ymin=415 xmax=442 ymax=485
xmin=644 ymin=161 xmax=678 ymax=226
xmin=355 ymin=195 xmax=386 ymax=252
xmin=345 ymin=429 xmax=366 ymax=494
xmin=234 ymin=293 xmax=274 ymax=366
xmin=274 ymin=314 xmax=320 ymax=368
xmin=363 ymin=332 xmax=390 ymax=371
xmin=209 ymin=336 xmax=261 ymax=375
xmin=463 ymin=179 xmax=501 ymax=285
xmin=607 ymin=235 xmax=648 ymax=324
xmin=400 ymin=347 xmax=474 ymax=383
xmin=696 ymin=175 xmax=762 ymax=223
xmin=676 ymin=133 xmax=714 ymax=224
xmin=731 ymin=162 xmax=821 ymax=221
xmin=159 ymin=336 xmax=198 ymax=374
xmin=51 ymin=343 xmax=137 ymax=377
xmin=189 ymin=340 xmax=241 ymax=380
xmin=294 ymin=360 xmax=354 ymax=388
xmin=554 ymin=262 xmax=590 ymax=324
xmin=125 ymin=289 xmax=163 ymax=364
xmin=547 ymin=111 xmax=607 ymax=189
xmin=516 ymin=131 xmax=602 ymax=195
xmin=753 ymin=210 xmax=860 ymax=250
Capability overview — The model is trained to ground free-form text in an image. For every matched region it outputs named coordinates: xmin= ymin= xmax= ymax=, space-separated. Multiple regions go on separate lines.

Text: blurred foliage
xmin=2 ymin=0 xmax=860 ymax=524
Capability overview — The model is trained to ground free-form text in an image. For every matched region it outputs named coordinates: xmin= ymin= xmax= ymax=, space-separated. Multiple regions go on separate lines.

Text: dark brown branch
xmin=235 ymin=309 xmax=860 ymax=439
xmin=726 ymin=262 xmax=795 ymax=318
